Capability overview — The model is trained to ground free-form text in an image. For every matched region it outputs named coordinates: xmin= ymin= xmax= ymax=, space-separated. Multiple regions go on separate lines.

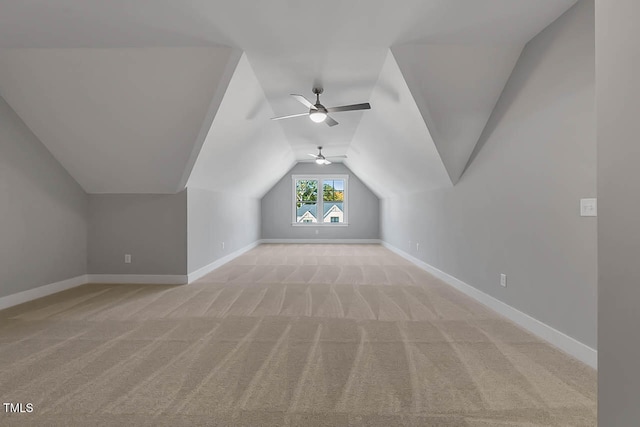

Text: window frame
xmin=291 ymin=174 xmax=349 ymax=226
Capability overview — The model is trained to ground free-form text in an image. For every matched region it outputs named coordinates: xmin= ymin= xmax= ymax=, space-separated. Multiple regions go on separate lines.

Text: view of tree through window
xmin=295 ymin=179 xmax=318 ymax=223
xmin=323 ymin=180 xmax=344 ymax=202
xmin=323 ymin=179 xmax=344 ymax=223
xmin=295 ymin=180 xmax=318 ymax=207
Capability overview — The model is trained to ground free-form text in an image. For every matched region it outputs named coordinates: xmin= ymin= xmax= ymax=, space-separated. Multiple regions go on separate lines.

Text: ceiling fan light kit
xmin=271 ymin=87 xmax=371 ymax=127
xmin=307 ymin=146 xmax=348 ymax=166
xmin=309 ymin=109 xmax=327 ymax=123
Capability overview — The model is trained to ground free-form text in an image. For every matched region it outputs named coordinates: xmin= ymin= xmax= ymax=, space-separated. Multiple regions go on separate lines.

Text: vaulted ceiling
xmin=0 ymin=0 xmax=578 ymax=197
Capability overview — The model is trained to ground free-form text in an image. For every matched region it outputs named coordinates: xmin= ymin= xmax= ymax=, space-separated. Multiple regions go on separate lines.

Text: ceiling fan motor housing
xmin=313 ymin=87 xmax=325 ymax=109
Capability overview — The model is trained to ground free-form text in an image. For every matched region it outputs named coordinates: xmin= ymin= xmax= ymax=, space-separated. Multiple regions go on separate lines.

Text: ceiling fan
xmin=306 ymin=146 xmax=347 ymax=165
xmin=271 ymin=88 xmax=371 ymax=127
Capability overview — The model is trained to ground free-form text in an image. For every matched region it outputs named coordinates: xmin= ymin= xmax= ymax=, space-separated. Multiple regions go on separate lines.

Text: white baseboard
xmin=382 ymin=241 xmax=597 ymax=369
xmin=187 ymin=241 xmax=260 ymax=283
xmin=87 ymin=274 xmax=187 ymax=285
xmin=0 ymin=274 xmax=89 ymax=311
xmin=0 ymin=242 xmax=262 ymax=308
xmin=260 ymin=239 xmax=381 ymax=244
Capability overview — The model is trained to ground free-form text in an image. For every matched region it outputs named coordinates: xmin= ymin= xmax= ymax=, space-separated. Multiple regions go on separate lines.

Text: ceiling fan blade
xmin=271 ymin=112 xmax=308 ymax=121
xmin=301 ymin=159 xmax=331 ymax=164
xmin=291 ymin=94 xmax=316 ymax=110
xmin=308 ymin=153 xmax=319 ymax=158
xmin=325 ymin=116 xmax=339 ymax=127
xmin=326 ymin=103 xmax=371 ymax=113
xmin=326 ymin=155 xmax=348 ymax=159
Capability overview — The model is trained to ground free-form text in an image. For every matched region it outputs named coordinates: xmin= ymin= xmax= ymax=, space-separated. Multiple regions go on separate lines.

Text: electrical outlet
xmin=315 ymin=229 xmax=319 ymax=235
xmin=500 ymin=273 xmax=507 ymax=287
xmin=580 ymin=198 xmax=597 ymax=217
xmin=124 ymin=254 xmax=131 ymax=264
xmin=222 ymin=242 xmax=225 ymax=250
xmin=416 ymin=242 xmax=420 ymax=251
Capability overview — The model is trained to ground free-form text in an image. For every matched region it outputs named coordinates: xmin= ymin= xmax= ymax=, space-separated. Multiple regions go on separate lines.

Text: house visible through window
xmin=293 ymin=175 xmax=348 ymax=225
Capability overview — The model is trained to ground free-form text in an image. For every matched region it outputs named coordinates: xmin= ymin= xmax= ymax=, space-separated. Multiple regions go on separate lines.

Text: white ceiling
xmin=0 ymin=47 xmax=238 ymax=193
xmin=187 ymin=54 xmax=296 ymax=198
xmin=346 ymin=51 xmax=451 ymax=199
xmin=0 ymin=1 xmax=578 ymax=49
xmin=0 ymin=0 xmax=578 ymax=197
xmin=392 ymin=43 xmax=523 ymax=184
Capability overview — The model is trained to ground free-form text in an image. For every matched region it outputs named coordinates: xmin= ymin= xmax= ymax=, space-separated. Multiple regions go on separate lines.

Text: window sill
xmin=291 ymin=223 xmax=349 ymax=227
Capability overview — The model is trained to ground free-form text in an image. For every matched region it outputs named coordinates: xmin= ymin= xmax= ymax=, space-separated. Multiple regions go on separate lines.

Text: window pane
xmin=323 ymin=179 xmax=344 ymax=202
xmin=323 ymin=202 xmax=344 ymax=223
xmin=296 ymin=202 xmax=317 ymax=223
xmin=296 ymin=180 xmax=318 ymax=204
xmin=323 ymin=179 xmax=344 ymax=223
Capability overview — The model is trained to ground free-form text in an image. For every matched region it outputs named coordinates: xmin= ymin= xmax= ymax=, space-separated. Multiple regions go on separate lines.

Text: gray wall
xmin=596 ymin=0 xmax=640 ymax=424
xmin=261 ymin=163 xmax=380 ymax=240
xmin=0 ymin=95 xmax=87 ymax=298
xmin=381 ymin=0 xmax=596 ymax=348
xmin=187 ymin=187 xmax=261 ymax=273
xmin=88 ymin=188 xmax=260 ymax=277
xmin=88 ymin=192 xmax=187 ymax=275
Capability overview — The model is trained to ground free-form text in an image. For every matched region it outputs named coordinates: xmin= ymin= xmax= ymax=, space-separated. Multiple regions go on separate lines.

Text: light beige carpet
xmin=0 ymin=244 xmax=596 ymax=426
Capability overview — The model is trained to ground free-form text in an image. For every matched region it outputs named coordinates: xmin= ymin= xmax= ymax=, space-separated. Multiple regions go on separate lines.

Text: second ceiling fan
xmin=271 ymin=88 xmax=371 ymax=127
xmin=306 ymin=146 xmax=347 ymax=165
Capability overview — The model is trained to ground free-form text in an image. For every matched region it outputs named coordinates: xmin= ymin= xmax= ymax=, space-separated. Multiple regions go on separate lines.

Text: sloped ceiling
xmin=392 ymin=44 xmax=523 ymax=184
xmin=187 ymin=53 xmax=295 ymax=198
xmin=0 ymin=0 xmax=579 ymax=197
xmin=248 ymin=47 xmax=387 ymax=160
xmin=0 ymin=47 xmax=239 ymax=193
xmin=346 ymin=51 xmax=451 ymax=199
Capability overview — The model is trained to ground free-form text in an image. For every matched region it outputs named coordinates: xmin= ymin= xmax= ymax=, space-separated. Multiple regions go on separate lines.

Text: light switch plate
xmin=580 ymin=198 xmax=597 ymax=217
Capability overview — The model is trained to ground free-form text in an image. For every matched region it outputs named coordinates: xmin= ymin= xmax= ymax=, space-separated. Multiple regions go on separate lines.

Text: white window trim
xmin=292 ymin=174 xmax=349 ymax=226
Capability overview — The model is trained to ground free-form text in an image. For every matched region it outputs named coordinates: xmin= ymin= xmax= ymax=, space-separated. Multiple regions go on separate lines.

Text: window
xmin=295 ymin=179 xmax=318 ymax=223
xmin=293 ymin=175 xmax=348 ymax=225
